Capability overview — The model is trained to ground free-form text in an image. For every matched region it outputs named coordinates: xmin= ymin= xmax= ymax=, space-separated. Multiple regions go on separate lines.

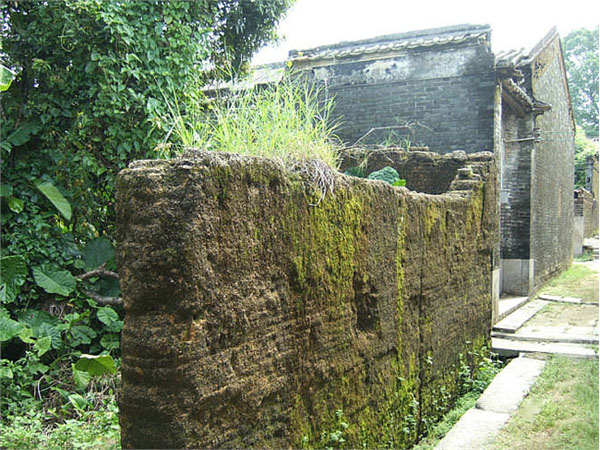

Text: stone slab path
xmin=491 ymin=337 xmax=598 ymax=359
xmin=435 ymin=356 xmax=545 ymax=450
xmin=492 ymin=297 xmax=598 ymax=358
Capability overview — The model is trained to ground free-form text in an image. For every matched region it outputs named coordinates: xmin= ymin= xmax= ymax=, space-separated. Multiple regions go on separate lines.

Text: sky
xmin=253 ymin=0 xmax=599 ymax=64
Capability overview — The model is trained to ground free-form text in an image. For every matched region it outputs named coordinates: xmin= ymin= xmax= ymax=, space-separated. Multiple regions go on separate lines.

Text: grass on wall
xmin=162 ymin=73 xmax=342 ymax=169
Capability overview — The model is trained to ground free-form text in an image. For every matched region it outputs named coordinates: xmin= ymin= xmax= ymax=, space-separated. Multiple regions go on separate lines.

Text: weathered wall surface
xmin=293 ymin=29 xmax=496 ymax=153
xmin=529 ymin=36 xmax=575 ymax=286
xmin=116 ymin=150 xmax=497 ymax=449
xmin=499 ymin=109 xmax=533 ymax=261
xmin=574 ymin=189 xmax=597 ymax=239
xmin=339 ymin=148 xmax=471 ymax=194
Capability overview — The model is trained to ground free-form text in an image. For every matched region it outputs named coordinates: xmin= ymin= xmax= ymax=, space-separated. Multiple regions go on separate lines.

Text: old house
xmin=289 ymin=24 xmax=575 ymax=298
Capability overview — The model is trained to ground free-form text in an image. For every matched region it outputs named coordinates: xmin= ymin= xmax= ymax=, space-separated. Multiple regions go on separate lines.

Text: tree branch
xmin=77 ymin=264 xmax=119 ymax=281
xmin=82 ymin=289 xmax=123 ymax=306
xmin=77 ymin=264 xmax=122 ymax=306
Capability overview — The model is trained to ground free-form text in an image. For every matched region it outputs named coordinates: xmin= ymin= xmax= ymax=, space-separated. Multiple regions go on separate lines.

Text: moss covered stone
xmin=116 ymin=149 xmax=497 ymax=449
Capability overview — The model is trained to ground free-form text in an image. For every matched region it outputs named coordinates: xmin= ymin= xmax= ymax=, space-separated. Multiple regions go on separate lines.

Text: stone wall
xmin=339 ymin=148 xmax=472 ymax=194
xmin=529 ymin=35 xmax=575 ymax=285
xmin=116 ymin=149 xmax=498 ymax=449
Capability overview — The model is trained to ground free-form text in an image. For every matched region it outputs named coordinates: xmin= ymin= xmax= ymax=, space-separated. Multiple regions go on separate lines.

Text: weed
xmin=0 ymin=392 xmax=120 ymax=450
xmin=576 ymin=249 xmax=595 ymax=262
xmin=162 ymin=73 xmax=342 ymax=169
xmin=302 ymin=409 xmax=350 ymax=450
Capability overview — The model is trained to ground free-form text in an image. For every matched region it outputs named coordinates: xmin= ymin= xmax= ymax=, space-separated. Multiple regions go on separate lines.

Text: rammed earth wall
xmin=116 ymin=149 xmax=498 ymax=449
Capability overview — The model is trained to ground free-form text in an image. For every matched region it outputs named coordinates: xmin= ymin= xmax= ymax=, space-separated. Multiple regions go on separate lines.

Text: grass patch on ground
xmin=491 ymin=355 xmax=598 ymax=450
xmin=539 ymin=263 xmax=598 ymax=302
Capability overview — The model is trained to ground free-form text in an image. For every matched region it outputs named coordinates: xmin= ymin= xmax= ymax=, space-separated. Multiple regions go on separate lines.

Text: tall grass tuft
xmin=162 ymin=74 xmax=342 ymax=169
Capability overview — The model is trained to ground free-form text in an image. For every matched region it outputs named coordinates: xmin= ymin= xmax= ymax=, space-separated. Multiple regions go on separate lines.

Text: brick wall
xmin=499 ymin=110 xmax=534 ymax=260
xmin=339 ymin=148 xmax=472 ymax=194
xmin=296 ymin=41 xmax=496 ymax=153
xmin=529 ymin=36 xmax=575 ymax=285
xmin=574 ymin=188 xmax=597 ymax=238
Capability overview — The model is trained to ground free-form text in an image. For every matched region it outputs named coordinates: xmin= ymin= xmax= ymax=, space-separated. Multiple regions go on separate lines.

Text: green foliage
xmin=576 ymin=249 xmax=595 ymax=262
xmin=574 ymin=126 xmax=598 ymax=188
xmin=343 ymin=166 xmax=366 ymax=178
xmin=74 ymin=354 xmax=117 ymax=376
xmin=302 ymin=409 xmax=350 ymax=450
xmin=0 ymin=63 xmax=16 ymax=91
xmin=345 ymin=165 xmax=407 ymax=186
xmin=367 ymin=166 xmax=405 ymax=186
xmin=32 ymin=264 xmax=77 ymax=296
xmin=36 ymin=181 xmax=72 ymax=221
xmin=0 ymin=255 xmax=28 ymax=302
xmin=164 ymin=73 xmax=341 ymax=168
xmin=82 ymin=238 xmax=114 ymax=271
xmin=0 ymin=0 xmax=291 ymax=434
xmin=563 ymin=27 xmax=599 ymax=137
xmin=457 ymin=349 xmax=503 ymax=396
xmin=0 ymin=394 xmax=120 ymax=450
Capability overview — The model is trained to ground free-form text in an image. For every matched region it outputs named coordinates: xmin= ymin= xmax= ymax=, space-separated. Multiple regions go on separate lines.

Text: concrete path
xmin=491 ymin=283 xmax=598 ymax=358
xmin=496 ymin=295 xmax=529 ymax=321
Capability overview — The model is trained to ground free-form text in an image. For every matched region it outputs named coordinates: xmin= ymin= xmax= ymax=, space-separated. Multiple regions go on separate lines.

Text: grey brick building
xmin=288 ymin=24 xmax=575 ymax=298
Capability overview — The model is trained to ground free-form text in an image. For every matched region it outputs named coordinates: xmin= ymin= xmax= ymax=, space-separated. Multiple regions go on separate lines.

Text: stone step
xmin=492 ymin=337 xmax=598 ymax=359
xmin=538 ymin=294 xmax=598 ymax=306
xmin=492 ymin=299 xmax=548 ymax=333
xmin=492 ymin=330 xmax=598 ymax=345
xmin=434 ymin=409 xmax=509 ymax=450
xmin=475 ymin=356 xmax=546 ymax=413
xmin=496 ymin=296 xmax=530 ymax=322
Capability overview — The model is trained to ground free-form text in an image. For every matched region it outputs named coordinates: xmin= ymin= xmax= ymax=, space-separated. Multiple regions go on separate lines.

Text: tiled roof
xmin=494 ymin=27 xmax=560 ymax=71
xmin=289 ymin=24 xmax=491 ymax=62
xmin=502 ymin=78 xmax=533 ymax=108
xmin=495 ymin=48 xmax=529 ymax=70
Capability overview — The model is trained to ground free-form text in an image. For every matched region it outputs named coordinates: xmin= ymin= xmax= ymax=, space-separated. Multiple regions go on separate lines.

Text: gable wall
xmin=530 ymin=36 xmax=575 ymax=285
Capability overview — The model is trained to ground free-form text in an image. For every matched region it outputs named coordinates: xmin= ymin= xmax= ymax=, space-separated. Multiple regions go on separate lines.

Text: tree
xmin=562 ymin=27 xmax=599 ymax=138
xmin=0 ymin=0 xmax=291 ymax=420
xmin=574 ymin=126 xmax=597 ymax=188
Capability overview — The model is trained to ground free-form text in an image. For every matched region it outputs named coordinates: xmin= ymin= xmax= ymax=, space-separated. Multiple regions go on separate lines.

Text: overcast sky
xmin=253 ymin=0 xmax=599 ymax=64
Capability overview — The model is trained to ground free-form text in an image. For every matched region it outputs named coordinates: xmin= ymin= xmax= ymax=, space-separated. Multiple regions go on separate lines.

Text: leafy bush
xmin=367 ymin=167 xmax=406 ymax=186
xmin=0 ymin=0 xmax=291 ymax=435
xmin=574 ymin=126 xmax=598 ymax=189
xmin=0 ymin=393 xmax=120 ymax=450
xmin=345 ymin=165 xmax=406 ymax=187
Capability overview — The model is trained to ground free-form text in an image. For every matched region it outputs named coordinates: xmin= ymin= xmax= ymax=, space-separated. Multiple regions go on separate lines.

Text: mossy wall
xmin=339 ymin=148 xmax=474 ymax=194
xmin=116 ymin=149 xmax=497 ymax=449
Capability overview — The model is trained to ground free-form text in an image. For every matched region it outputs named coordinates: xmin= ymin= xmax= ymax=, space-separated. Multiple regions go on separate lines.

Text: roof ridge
xmin=289 ymin=24 xmax=491 ymax=62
